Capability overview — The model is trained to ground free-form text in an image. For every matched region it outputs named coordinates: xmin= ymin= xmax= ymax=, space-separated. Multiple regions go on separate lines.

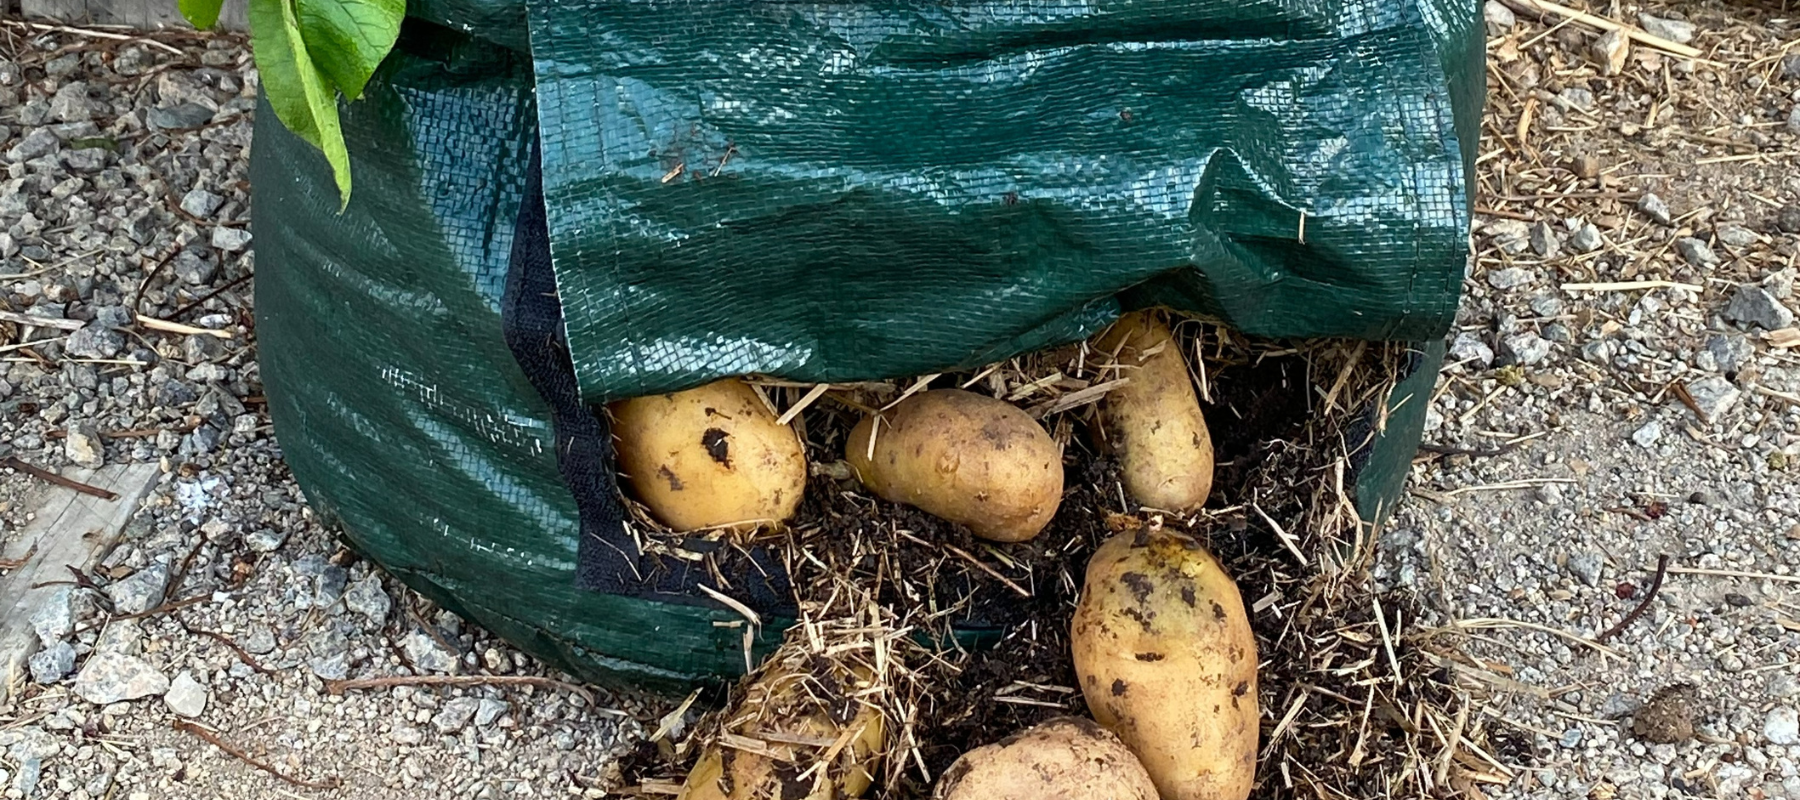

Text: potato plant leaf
xmin=244 ymin=0 xmax=404 ymax=208
xmin=177 ymin=0 xmax=225 ymax=30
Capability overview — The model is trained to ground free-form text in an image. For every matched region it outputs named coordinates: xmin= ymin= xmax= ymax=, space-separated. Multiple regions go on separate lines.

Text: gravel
xmin=5 ymin=9 xmax=1800 ymax=800
xmin=1 ymin=30 xmax=640 ymax=800
xmin=163 ymin=670 xmax=207 ymax=717
xmin=1724 ymin=284 xmax=1797 ymax=330
xmin=71 ymin=652 xmax=169 ymax=704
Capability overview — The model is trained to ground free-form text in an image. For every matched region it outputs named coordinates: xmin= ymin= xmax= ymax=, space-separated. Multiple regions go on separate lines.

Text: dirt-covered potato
xmin=610 ymin=378 xmax=806 ymax=532
xmin=1071 ymin=527 xmax=1259 ymax=800
xmin=845 ymin=389 xmax=1063 ymax=542
xmin=932 ymin=717 xmax=1158 ymax=800
xmin=1092 ymin=309 xmax=1214 ymax=513
xmin=676 ymin=664 xmax=884 ymax=800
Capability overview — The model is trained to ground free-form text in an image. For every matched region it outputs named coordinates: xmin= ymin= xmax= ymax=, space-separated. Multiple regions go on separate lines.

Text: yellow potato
xmin=845 ymin=389 xmax=1063 ymax=543
xmin=1092 ymin=310 xmax=1214 ymax=513
xmin=1071 ymin=527 xmax=1258 ymax=800
xmin=933 ymin=716 xmax=1159 ymax=800
xmin=610 ymin=378 xmax=806 ymax=532
xmin=677 ymin=665 xmax=884 ymax=800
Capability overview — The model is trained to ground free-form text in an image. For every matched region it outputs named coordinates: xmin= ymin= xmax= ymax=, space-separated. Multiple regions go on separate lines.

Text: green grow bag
xmin=252 ymin=0 xmax=1477 ymax=691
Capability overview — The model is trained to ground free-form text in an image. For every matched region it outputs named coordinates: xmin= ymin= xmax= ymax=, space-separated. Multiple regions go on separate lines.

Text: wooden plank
xmin=20 ymin=0 xmax=248 ymax=32
xmin=0 ymin=463 xmax=160 ymax=701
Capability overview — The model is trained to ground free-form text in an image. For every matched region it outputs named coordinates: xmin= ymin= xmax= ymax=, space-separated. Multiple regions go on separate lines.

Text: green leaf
xmin=248 ymin=0 xmax=352 ymax=208
xmin=178 ymin=0 xmax=224 ymax=30
xmin=294 ymin=0 xmax=404 ymax=101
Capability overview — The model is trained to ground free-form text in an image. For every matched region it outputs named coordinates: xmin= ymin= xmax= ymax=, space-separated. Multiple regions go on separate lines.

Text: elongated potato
xmin=610 ymin=378 xmax=806 ymax=532
xmin=1093 ymin=310 xmax=1214 ymax=513
xmin=933 ymin=717 xmax=1158 ymax=800
xmin=1071 ymin=527 xmax=1258 ymax=800
xmin=677 ymin=664 xmax=884 ymax=800
xmin=845 ymin=389 xmax=1062 ymax=542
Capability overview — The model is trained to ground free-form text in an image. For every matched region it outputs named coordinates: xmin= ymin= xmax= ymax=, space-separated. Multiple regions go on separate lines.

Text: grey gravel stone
xmin=1499 ymin=332 xmax=1551 ymax=366
xmin=1724 ymin=284 xmax=1795 ymax=330
xmin=433 ymin=697 xmax=481 ymax=733
xmin=29 ymin=586 xmax=74 ymax=646
xmin=345 ymin=574 xmax=391 ymax=626
xmin=242 ymin=626 xmax=277 ymax=655
xmin=210 ymin=226 xmax=252 ymax=252
xmin=48 ymin=81 xmax=97 ymax=122
xmin=306 ymin=629 xmax=351 ymax=680
xmin=1779 ymin=205 xmax=1800 ymax=233
xmin=1632 ymin=419 xmax=1663 ymax=448
xmin=28 ymin=642 xmax=76 ymax=684
xmin=1487 ymin=267 xmax=1535 ymax=290
xmin=179 ymin=188 xmax=224 ymax=219
xmin=1583 ymin=338 xmax=1617 ymax=364
xmin=1766 ymin=707 xmax=1799 ymax=745
xmin=474 ymin=698 xmax=508 ymax=728
xmin=63 ymin=324 xmax=125 ymax=359
xmin=164 ymin=671 xmax=208 ymax=717
xmin=146 ymin=102 xmax=215 ymax=130
xmin=1638 ymin=13 xmax=1696 ymax=44
xmin=1570 ymin=223 xmax=1603 ymax=254
xmin=64 ymin=422 xmax=104 ymax=469
xmin=1529 ymin=221 xmax=1560 ymax=257
xmin=172 ymin=246 xmax=219 ymax=286
xmin=1706 ymin=333 xmax=1755 ymax=374
xmin=72 ymin=652 xmax=169 ymax=704
xmin=1529 ymin=293 xmax=1563 ymax=317
xmin=1718 ymin=225 xmax=1757 ymax=248
xmin=1450 ymin=332 xmax=1494 ymax=367
xmin=246 ymin=528 xmax=288 ymax=552
xmin=1568 ymin=552 xmax=1604 ymax=587
xmin=1685 ymin=375 xmax=1741 ymax=421
xmin=1675 ymin=237 xmax=1718 ymax=267
xmin=1484 ymin=0 xmax=1515 ymax=31
xmin=7 ymin=128 xmax=60 ymax=162
xmin=1638 ymin=192 xmax=1673 ymax=225
xmin=104 ymin=563 xmax=167 ymax=615
xmin=402 ymin=630 xmax=459 ymax=674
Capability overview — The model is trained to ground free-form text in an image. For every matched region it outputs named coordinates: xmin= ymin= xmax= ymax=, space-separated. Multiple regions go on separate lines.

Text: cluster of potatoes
xmin=614 ymin=310 xmax=1258 ymax=800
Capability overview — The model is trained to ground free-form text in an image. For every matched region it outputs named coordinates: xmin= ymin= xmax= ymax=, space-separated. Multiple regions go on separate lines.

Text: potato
xmin=1092 ymin=310 xmax=1214 ymax=513
xmin=610 ymin=378 xmax=806 ymax=532
xmin=845 ymin=389 xmax=1063 ymax=543
xmin=1071 ymin=527 xmax=1258 ymax=800
xmin=933 ymin=716 xmax=1158 ymax=800
xmin=677 ymin=664 xmax=884 ymax=800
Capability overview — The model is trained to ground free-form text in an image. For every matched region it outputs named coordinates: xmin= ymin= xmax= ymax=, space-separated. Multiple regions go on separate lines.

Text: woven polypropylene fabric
xmin=526 ymin=0 xmax=1482 ymax=404
xmin=253 ymin=24 xmax=779 ymax=691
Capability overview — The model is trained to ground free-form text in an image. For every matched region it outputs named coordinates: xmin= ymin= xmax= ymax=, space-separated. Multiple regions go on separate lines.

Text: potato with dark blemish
xmin=610 ymin=378 xmax=806 ymax=532
xmin=1070 ymin=526 xmax=1258 ymax=800
xmin=932 ymin=717 xmax=1157 ymax=800
xmin=1090 ymin=309 xmax=1214 ymax=513
xmin=845 ymin=389 xmax=1063 ymax=543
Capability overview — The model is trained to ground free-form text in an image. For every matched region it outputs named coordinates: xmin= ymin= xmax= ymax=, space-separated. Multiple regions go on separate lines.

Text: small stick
xmin=0 ymin=543 xmax=39 ymax=570
xmin=325 ymin=674 xmax=596 ymax=706
xmin=1561 ymin=280 xmax=1702 ymax=293
xmin=113 ymin=593 xmax=209 ymax=621
xmin=178 ymin=616 xmax=276 ymax=675
xmin=0 ymin=310 xmax=84 ymax=331
xmin=0 ymin=456 xmax=120 ymax=500
xmin=940 ymin=543 xmax=1031 ymax=599
xmin=1496 ymin=0 xmax=1703 ymax=59
xmin=169 ymin=271 xmax=254 ymax=320
xmin=1666 ymin=566 xmax=1800 ymax=585
xmin=1596 ymin=554 xmax=1669 ymax=643
xmin=173 ymin=720 xmax=342 ymax=790
xmin=135 ymin=314 xmax=233 ymax=338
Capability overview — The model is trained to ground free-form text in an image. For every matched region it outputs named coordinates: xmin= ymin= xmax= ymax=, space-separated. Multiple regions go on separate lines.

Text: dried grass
xmin=623 ymin=316 xmax=1495 ymax=799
